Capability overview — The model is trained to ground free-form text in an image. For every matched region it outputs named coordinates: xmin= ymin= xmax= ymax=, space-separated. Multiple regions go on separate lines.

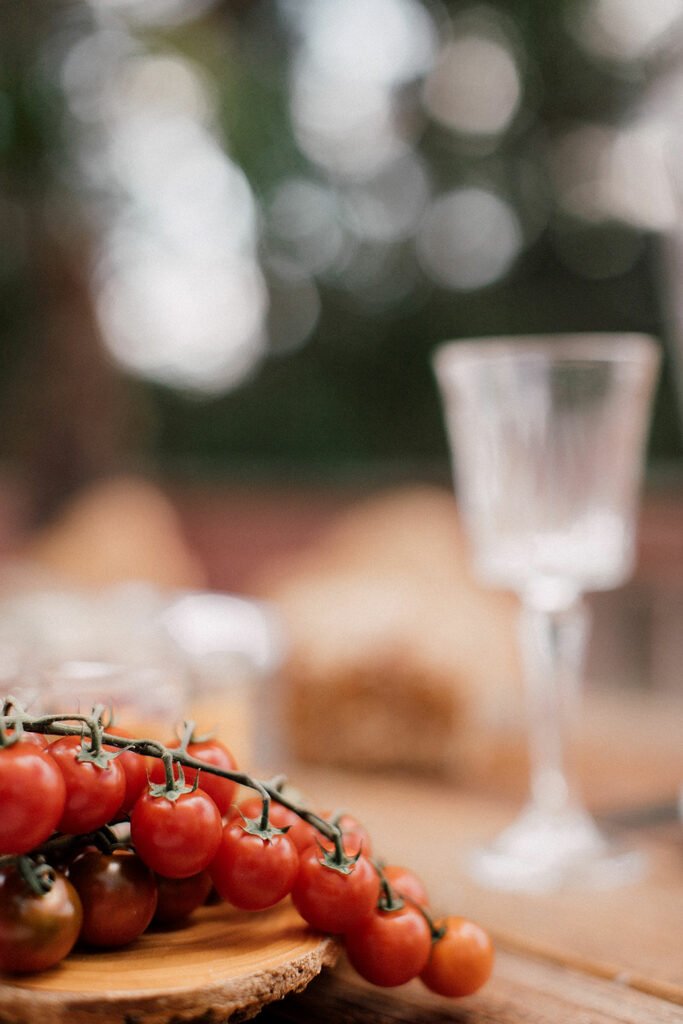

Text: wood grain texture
xmin=0 ymin=901 xmax=339 ymax=1024
xmin=261 ymin=952 xmax=683 ymax=1024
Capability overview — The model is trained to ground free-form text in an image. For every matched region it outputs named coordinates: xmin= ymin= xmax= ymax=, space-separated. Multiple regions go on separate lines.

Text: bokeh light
xmin=551 ymin=122 xmax=677 ymax=230
xmin=96 ymin=248 xmax=267 ymax=393
xmin=60 ymin=36 xmax=269 ymax=394
xmin=294 ymin=0 xmax=436 ymax=86
xmin=423 ymin=15 xmax=521 ymax=137
xmin=8 ymin=0 xmax=680 ymax=426
xmin=290 ymin=70 xmax=412 ymax=180
xmin=416 ymin=187 xmax=523 ymax=290
xmin=288 ymin=0 xmax=436 ymax=181
xmin=570 ymin=0 xmax=683 ymax=63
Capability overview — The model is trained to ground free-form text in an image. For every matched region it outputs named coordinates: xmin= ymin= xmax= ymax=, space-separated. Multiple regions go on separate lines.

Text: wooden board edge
xmin=0 ymin=937 xmax=341 ymax=1024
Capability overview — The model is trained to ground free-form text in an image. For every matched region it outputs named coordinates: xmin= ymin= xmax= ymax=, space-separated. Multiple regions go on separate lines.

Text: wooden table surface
xmin=254 ymin=751 xmax=683 ymax=1024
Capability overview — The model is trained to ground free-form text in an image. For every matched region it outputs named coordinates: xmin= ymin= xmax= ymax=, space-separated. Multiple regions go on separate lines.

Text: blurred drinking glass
xmin=434 ymin=334 xmax=660 ymax=891
xmin=37 ymin=659 xmax=187 ymax=740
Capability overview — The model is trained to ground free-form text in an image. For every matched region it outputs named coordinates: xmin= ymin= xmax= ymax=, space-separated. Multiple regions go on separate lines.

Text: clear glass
xmin=434 ymin=334 xmax=660 ymax=892
xmin=36 ymin=659 xmax=187 ymax=740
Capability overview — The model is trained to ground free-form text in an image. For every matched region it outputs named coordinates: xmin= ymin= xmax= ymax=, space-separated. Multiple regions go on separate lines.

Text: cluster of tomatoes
xmin=0 ymin=720 xmax=493 ymax=999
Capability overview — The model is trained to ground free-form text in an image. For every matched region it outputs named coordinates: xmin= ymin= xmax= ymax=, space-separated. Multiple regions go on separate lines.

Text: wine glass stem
xmin=519 ymin=591 xmax=589 ymax=817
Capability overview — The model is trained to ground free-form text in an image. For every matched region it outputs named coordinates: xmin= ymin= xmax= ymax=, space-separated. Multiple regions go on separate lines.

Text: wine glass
xmin=433 ymin=334 xmax=660 ymax=892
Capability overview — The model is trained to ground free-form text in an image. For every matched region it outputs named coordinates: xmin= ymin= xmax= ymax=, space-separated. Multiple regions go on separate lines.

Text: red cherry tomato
xmin=382 ymin=865 xmax=429 ymax=907
xmin=420 ymin=916 xmax=494 ymax=997
xmin=150 ymin=738 xmax=238 ymax=816
xmin=292 ymin=847 xmax=380 ymax=934
xmin=50 ymin=736 xmax=126 ymax=835
xmin=233 ymin=798 xmax=318 ymax=852
xmin=0 ymin=867 xmax=82 ymax=973
xmin=68 ymin=850 xmax=158 ymax=948
xmin=14 ymin=732 xmax=49 ymax=750
xmin=346 ymin=903 xmax=432 ymax=987
xmin=315 ymin=812 xmax=373 ymax=857
xmin=184 ymin=738 xmax=238 ymax=816
xmin=104 ymin=728 xmax=153 ymax=815
xmin=0 ymin=742 xmax=67 ymax=855
xmin=154 ymin=871 xmax=213 ymax=924
xmin=210 ymin=821 xmax=299 ymax=911
xmin=130 ymin=788 xmax=222 ymax=879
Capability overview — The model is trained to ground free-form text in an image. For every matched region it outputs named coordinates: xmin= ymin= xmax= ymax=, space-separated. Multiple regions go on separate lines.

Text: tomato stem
xmin=412 ymin=899 xmax=446 ymax=942
xmin=0 ymin=701 xmax=342 ymax=845
xmin=370 ymin=859 xmax=404 ymax=912
xmin=176 ymin=720 xmax=196 ymax=753
xmin=17 ymin=856 xmax=55 ymax=896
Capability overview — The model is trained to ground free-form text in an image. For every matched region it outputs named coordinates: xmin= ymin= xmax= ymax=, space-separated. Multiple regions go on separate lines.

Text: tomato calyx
xmin=235 ymin=786 xmax=293 ymax=840
xmin=370 ymin=859 xmax=405 ymax=913
xmin=315 ymin=840 xmax=362 ymax=876
xmin=75 ymin=715 xmax=122 ymax=771
xmin=376 ymin=882 xmax=405 ymax=914
xmin=75 ymin=742 xmax=122 ymax=771
xmin=237 ymin=811 xmax=291 ymax=844
xmin=147 ymin=759 xmax=199 ymax=803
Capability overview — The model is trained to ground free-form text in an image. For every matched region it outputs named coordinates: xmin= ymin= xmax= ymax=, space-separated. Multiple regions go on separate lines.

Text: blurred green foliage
xmin=0 ymin=0 xmax=681 ymax=507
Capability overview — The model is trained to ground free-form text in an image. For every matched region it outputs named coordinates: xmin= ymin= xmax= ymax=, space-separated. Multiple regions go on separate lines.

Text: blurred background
xmin=1 ymin=0 xmax=682 ymax=790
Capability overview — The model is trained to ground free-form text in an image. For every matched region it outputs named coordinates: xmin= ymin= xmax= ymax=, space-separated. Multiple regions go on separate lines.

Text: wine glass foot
xmin=466 ymin=804 xmax=646 ymax=893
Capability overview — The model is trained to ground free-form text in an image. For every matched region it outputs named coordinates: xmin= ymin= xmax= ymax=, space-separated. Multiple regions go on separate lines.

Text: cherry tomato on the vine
xmin=0 ymin=742 xmax=66 ymax=855
xmin=0 ymin=868 xmax=82 ymax=974
xmin=183 ymin=738 xmax=238 ymax=816
xmin=104 ymin=728 xmax=153 ymax=814
xmin=150 ymin=738 xmax=238 ymax=816
xmin=131 ymin=787 xmax=222 ymax=879
xmin=68 ymin=850 xmax=158 ymax=948
xmin=210 ymin=822 xmax=299 ymax=911
xmin=291 ymin=848 xmax=380 ymax=934
xmin=11 ymin=731 xmax=49 ymax=750
xmin=382 ymin=865 xmax=429 ymax=907
xmin=233 ymin=798 xmax=318 ymax=852
xmin=314 ymin=812 xmax=373 ymax=857
xmin=154 ymin=871 xmax=213 ymax=924
xmin=50 ymin=736 xmax=126 ymax=835
xmin=345 ymin=903 xmax=432 ymax=987
xmin=420 ymin=916 xmax=494 ymax=997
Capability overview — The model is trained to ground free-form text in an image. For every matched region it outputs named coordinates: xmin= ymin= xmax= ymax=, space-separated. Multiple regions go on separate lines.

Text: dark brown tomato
xmin=68 ymin=850 xmax=158 ymax=948
xmin=153 ymin=871 xmax=213 ymax=924
xmin=0 ymin=867 xmax=83 ymax=973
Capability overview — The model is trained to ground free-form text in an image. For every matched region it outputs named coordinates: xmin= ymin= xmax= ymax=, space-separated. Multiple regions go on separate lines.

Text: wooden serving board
xmin=0 ymin=900 xmax=339 ymax=1024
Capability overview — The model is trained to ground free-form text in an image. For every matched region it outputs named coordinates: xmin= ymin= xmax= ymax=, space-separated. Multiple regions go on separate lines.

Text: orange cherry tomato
xmin=420 ymin=916 xmax=494 ymax=997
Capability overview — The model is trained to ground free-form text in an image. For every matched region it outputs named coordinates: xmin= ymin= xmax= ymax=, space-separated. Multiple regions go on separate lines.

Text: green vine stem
xmin=0 ymin=701 xmax=342 ymax=850
xmin=370 ymin=859 xmax=404 ymax=913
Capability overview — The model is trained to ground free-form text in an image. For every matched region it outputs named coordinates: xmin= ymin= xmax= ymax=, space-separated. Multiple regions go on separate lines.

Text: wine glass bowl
xmin=434 ymin=334 xmax=660 ymax=892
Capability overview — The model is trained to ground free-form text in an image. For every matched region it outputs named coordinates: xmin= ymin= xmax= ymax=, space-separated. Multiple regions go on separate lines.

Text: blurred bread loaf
xmin=252 ymin=486 xmax=522 ymax=777
xmin=21 ymin=476 xmax=206 ymax=590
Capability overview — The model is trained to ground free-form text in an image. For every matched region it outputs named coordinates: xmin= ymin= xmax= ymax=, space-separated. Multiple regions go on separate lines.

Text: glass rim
xmin=433 ymin=333 xmax=660 ymax=374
